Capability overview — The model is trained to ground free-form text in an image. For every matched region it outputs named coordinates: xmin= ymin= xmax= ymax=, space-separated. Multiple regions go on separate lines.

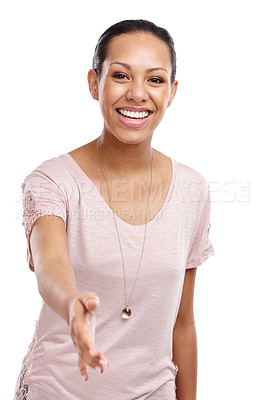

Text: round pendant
xmin=121 ymin=306 xmax=131 ymax=319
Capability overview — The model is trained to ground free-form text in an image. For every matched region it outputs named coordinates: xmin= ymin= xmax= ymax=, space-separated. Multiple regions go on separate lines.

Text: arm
xmin=29 ymin=215 xmax=109 ymax=379
xmin=173 ymin=267 xmax=197 ymax=400
xmin=30 ymin=215 xmax=79 ymax=324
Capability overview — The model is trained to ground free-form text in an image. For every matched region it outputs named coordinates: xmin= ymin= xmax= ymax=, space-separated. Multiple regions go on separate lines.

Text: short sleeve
xmin=22 ymin=170 xmax=67 ymax=272
xmin=186 ymin=184 xmax=214 ymax=269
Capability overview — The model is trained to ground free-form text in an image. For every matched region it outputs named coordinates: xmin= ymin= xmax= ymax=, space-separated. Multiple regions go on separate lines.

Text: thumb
xmin=80 ymin=293 xmax=100 ymax=316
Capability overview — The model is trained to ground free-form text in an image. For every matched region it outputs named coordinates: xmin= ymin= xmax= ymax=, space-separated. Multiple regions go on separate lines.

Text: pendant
xmin=121 ymin=306 xmax=131 ymax=319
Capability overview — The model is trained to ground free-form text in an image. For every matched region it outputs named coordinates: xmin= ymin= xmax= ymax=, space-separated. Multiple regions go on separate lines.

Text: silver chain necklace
xmin=96 ymin=138 xmax=154 ymax=319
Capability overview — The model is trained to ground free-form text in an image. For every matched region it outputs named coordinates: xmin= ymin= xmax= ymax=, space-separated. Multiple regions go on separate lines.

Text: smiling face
xmin=88 ymin=32 xmax=178 ymax=144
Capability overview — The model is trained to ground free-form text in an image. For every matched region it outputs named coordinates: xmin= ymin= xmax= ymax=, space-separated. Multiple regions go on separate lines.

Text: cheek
xmin=99 ymin=82 xmax=124 ymax=112
xmin=152 ymin=88 xmax=171 ymax=109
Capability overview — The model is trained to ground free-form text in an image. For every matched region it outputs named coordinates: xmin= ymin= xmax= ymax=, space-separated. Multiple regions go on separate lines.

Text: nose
xmin=126 ymin=78 xmax=148 ymax=103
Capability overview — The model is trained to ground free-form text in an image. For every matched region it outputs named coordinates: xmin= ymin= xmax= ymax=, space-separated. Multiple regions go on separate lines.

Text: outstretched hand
xmin=68 ymin=292 xmax=110 ymax=381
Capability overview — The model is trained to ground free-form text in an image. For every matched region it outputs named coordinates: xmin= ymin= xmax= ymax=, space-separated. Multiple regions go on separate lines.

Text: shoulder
xmin=173 ymin=159 xmax=208 ymax=186
xmin=23 ymin=153 xmax=72 ymax=184
xmin=22 ymin=153 xmax=76 ymax=202
xmin=171 ymin=158 xmax=209 ymax=201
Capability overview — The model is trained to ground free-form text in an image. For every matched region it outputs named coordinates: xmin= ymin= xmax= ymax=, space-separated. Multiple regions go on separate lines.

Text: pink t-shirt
xmin=17 ymin=152 xmax=214 ymax=400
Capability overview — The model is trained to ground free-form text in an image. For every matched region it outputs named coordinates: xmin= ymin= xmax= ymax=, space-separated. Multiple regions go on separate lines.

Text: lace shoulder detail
xmin=22 ymin=188 xmax=65 ymax=240
xmin=14 ymin=323 xmax=38 ymax=399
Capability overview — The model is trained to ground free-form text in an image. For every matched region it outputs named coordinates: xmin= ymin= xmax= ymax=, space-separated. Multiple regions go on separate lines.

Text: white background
xmin=1 ymin=0 xmax=265 ymax=399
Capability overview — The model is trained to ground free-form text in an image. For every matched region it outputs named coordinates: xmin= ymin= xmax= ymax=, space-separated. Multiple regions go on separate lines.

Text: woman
xmin=15 ymin=19 xmax=214 ymax=400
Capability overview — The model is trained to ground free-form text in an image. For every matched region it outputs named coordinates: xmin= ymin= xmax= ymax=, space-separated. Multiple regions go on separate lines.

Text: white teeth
xmin=118 ymin=109 xmax=150 ymax=119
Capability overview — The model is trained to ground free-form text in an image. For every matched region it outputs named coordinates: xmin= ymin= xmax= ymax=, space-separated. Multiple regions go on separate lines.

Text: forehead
xmin=104 ymin=32 xmax=172 ymax=71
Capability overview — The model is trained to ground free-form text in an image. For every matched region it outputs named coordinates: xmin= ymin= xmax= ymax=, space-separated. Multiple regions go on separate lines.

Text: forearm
xmin=173 ymin=322 xmax=197 ymax=400
xmin=35 ymin=259 xmax=79 ymax=325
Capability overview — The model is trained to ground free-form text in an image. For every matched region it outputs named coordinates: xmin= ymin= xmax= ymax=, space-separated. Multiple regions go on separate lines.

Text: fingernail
xmin=95 ymin=366 xmax=102 ymax=374
xmin=99 ymin=359 xmax=109 ymax=368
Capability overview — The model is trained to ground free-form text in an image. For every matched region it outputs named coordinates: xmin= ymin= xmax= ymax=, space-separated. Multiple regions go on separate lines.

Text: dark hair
xmin=92 ymin=19 xmax=176 ymax=83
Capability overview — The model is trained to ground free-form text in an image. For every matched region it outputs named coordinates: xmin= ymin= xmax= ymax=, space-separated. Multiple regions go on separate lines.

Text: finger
xmin=75 ymin=330 xmax=109 ymax=370
xmin=97 ymin=351 xmax=110 ymax=367
xmin=78 ymin=356 xmax=89 ymax=381
xmin=78 ymin=348 xmax=105 ymax=374
xmin=76 ymin=335 xmax=109 ymax=372
xmin=78 ymin=354 xmax=104 ymax=378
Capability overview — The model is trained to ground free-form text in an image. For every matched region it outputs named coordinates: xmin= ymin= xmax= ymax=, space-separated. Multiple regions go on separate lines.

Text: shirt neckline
xmin=63 ymin=152 xmax=176 ymax=231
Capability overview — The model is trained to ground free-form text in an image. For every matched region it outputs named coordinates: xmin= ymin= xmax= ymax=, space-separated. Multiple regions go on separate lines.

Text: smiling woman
xmin=88 ymin=29 xmax=177 ymax=144
xmin=15 ymin=19 xmax=214 ymax=400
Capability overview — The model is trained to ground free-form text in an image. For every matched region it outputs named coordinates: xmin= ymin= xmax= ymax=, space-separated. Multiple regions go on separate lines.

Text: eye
xmin=149 ymin=77 xmax=164 ymax=84
xmin=113 ymin=73 xmax=128 ymax=80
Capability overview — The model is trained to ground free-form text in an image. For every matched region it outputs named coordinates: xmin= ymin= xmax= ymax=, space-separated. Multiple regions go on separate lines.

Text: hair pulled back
xmin=92 ymin=19 xmax=176 ymax=83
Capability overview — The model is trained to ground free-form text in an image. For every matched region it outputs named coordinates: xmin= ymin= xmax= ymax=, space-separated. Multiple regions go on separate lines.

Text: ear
xmin=87 ymin=69 xmax=99 ymax=100
xmin=167 ymin=80 xmax=178 ymax=108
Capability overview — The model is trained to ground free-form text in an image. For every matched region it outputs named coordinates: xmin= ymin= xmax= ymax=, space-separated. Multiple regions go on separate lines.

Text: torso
xmin=68 ymin=140 xmax=172 ymax=226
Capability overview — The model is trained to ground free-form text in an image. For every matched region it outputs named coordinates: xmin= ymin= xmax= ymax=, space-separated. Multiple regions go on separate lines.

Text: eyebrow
xmin=110 ymin=62 xmax=167 ymax=73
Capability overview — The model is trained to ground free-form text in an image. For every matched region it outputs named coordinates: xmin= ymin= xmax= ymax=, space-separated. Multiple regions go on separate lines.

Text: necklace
xmin=96 ymin=138 xmax=154 ymax=319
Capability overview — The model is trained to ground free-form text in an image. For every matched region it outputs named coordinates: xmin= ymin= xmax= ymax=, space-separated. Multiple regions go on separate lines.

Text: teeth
xmin=118 ymin=109 xmax=150 ymax=119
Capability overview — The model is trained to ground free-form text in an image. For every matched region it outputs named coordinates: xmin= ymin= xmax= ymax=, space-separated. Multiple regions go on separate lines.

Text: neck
xmin=96 ymin=131 xmax=154 ymax=178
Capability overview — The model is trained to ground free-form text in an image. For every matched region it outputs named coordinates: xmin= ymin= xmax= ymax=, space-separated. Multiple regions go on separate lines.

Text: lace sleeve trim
xmin=22 ymin=190 xmax=66 ymax=240
xmin=23 ymin=209 xmax=66 ymax=241
xmin=199 ymin=239 xmax=215 ymax=264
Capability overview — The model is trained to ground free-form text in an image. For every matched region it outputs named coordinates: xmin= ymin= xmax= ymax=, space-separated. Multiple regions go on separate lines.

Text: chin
xmin=112 ymin=126 xmax=153 ymax=144
xmin=113 ymin=129 xmax=152 ymax=145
